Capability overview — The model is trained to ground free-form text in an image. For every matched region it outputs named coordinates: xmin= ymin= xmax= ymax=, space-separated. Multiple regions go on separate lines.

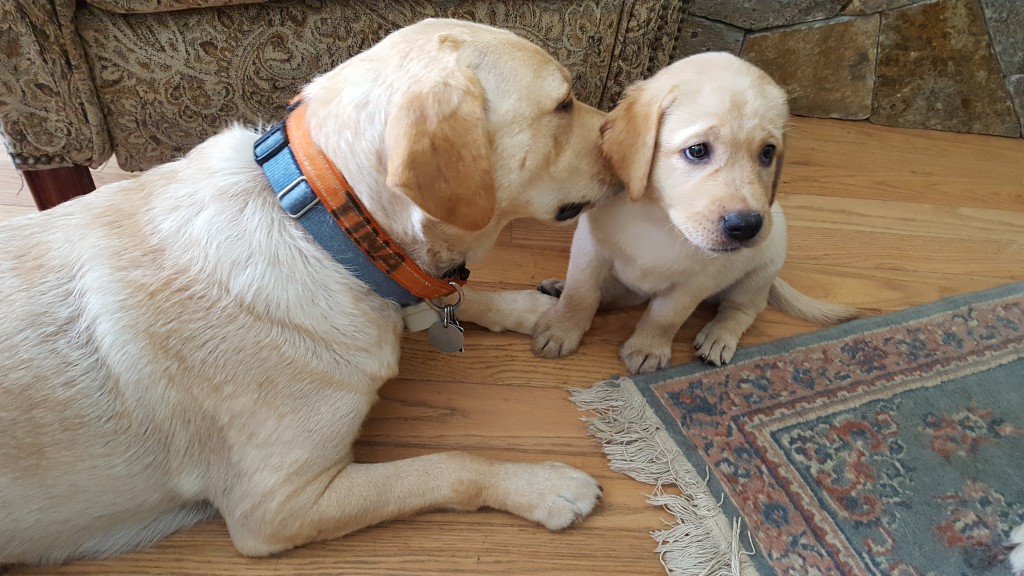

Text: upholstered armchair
xmin=1 ymin=0 xmax=688 ymax=209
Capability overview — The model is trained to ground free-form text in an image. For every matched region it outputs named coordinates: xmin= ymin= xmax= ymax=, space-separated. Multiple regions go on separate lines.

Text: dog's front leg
xmin=620 ymin=286 xmax=701 ymax=374
xmin=532 ymin=219 xmax=612 ymax=358
xmin=223 ymin=452 xmax=601 ymax=557
xmin=694 ymin=273 xmax=773 ymax=365
xmin=457 ymin=285 xmax=558 ymax=335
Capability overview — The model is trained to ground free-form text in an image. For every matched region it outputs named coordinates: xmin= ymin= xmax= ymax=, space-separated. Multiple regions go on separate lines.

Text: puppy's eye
xmin=759 ymin=144 xmax=776 ymax=166
xmin=555 ymin=97 xmax=574 ymax=113
xmin=683 ymin=143 xmax=710 ymax=162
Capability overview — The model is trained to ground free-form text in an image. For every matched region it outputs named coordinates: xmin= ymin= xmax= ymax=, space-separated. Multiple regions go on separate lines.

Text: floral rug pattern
xmin=630 ymin=283 xmax=1024 ymax=575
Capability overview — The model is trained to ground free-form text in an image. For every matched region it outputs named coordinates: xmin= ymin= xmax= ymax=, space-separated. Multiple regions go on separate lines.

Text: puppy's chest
xmin=611 ymin=243 xmax=714 ymax=294
xmin=595 ymin=209 xmax=720 ymax=294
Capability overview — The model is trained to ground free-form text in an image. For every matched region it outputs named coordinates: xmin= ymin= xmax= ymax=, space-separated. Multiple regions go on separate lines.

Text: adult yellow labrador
xmin=0 ymin=19 xmax=612 ymax=565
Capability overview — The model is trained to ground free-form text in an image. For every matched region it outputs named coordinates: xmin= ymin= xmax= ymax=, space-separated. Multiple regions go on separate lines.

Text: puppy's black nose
xmin=721 ymin=211 xmax=763 ymax=242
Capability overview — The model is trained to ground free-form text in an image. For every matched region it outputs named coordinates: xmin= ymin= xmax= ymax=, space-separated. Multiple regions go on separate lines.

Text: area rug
xmin=571 ymin=282 xmax=1024 ymax=576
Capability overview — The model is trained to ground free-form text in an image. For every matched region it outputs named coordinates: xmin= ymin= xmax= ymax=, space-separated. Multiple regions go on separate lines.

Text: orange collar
xmin=274 ymin=100 xmax=468 ymax=302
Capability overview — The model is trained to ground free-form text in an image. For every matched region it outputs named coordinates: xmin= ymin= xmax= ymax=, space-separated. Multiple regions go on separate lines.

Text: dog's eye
xmin=683 ymin=143 xmax=710 ymax=162
xmin=555 ymin=97 xmax=574 ymax=113
xmin=759 ymin=144 xmax=776 ymax=166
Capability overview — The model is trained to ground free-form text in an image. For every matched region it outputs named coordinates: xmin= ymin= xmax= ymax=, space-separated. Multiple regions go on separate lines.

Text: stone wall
xmin=672 ymin=0 xmax=1024 ymax=138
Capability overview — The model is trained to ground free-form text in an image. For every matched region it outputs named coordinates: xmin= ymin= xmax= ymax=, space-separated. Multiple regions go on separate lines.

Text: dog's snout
xmin=555 ymin=202 xmax=589 ymax=222
xmin=721 ymin=211 xmax=763 ymax=242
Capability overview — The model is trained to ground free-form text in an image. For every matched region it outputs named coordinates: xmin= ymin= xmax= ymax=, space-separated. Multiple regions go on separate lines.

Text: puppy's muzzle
xmin=555 ymin=202 xmax=589 ymax=222
xmin=721 ymin=211 xmax=763 ymax=243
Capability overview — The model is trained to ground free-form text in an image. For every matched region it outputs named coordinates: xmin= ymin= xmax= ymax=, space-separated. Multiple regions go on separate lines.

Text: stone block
xmin=671 ymin=16 xmax=744 ymax=61
xmin=981 ymin=0 xmax=1024 ymax=77
xmin=742 ymin=16 xmax=878 ymax=119
xmin=690 ymin=0 xmax=846 ymax=30
xmin=872 ymin=0 xmax=1020 ymax=137
xmin=842 ymin=0 xmax=922 ymax=15
xmin=1007 ymin=75 xmax=1024 ymax=137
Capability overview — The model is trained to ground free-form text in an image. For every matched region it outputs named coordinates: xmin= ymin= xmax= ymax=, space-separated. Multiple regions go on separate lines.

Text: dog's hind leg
xmin=597 ymin=274 xmax=646 ymax=310
xmin=539 ymin=274 xmax=643 ymax=309
xmin=221 ymin=452 xmax=601 ymax=557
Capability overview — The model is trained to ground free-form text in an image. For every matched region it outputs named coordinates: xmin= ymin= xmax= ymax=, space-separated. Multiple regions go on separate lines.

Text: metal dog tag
xmin=428 ymin=304 xmax=464 ymax=353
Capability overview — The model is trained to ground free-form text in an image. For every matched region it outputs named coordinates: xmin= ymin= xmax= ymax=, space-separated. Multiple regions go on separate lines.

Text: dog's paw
xmin=500 ymin=289 xmax=560 ymax=335
xmin=619 ymin=338 xmax=671 ymax=374
xmin=1008 ymin=522 xmax=1024 ymax=575
xmin=500 ymin=461 xmax=602 ymax=531
xmin=462 ymin=289 xmax=558 ymax=334
xmin=537 ymin=278 xmax=565 ymax=298
xmin=694 ymin=323 xmax=740 ymax=366
xmin=532 ymin=309 xmax=586 ymax=358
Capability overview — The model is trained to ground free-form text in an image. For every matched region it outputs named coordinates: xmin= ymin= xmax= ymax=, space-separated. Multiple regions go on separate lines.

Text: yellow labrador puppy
xmin=533 ymin=52 xmax=858 ymax=374
xmin=1012 ymin=525 xmax=1024 ymax=575
xmin=0 ymin=19 xmax=612 ymax=566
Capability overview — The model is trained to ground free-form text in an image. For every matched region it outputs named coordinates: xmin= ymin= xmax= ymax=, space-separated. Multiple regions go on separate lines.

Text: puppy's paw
xmin=619 ymin=338 xmax=672 ymax=374
xmin=694 ymin=323 xmax=740 ymax=366
xmin=1008 ymin=522 xmax=1024 ymax=575
xmin=537 ymin=278 xmax=565 ymax=298
xmin=499 ymin=461 xmax=602 ymax=531
xmin=532 ymin=309 xmax=586 ymax=358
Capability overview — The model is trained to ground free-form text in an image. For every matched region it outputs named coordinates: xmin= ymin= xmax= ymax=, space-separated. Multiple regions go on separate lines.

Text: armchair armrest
xmin=0 ymin=0 xmax=112 ymax=171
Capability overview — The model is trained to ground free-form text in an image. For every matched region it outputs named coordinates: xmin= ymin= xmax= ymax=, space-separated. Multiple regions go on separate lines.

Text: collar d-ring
xmin=425 ymin=281 xmax=464 ymax=312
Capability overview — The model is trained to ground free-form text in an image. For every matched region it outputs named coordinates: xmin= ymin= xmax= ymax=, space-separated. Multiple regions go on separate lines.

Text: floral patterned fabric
xmin=1 ymin=0 xmax=687 ymax=171
xmin=85 ymin=0 xmax=265 ymax=14
xmin=0 ymin=0 xmax=111 ymax=169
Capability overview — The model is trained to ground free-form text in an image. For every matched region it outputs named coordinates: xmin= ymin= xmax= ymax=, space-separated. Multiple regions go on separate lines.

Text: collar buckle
xmin=277 ymin=175 xmax=319 ymax=219
xmin=255 ymin=99 xmax=470 ymax=308
xmin=254 ymin=121 xmax=288 ymax=166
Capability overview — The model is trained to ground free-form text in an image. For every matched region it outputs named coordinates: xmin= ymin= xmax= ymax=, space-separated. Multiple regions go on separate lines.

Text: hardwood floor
xmin=2 ymin=117 xmax=1023 ymax=575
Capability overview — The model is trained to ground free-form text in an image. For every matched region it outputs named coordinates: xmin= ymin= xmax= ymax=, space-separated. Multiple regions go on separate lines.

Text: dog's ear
xmin=770 ymin=146 xmax=785 ymax=205
xmin=385 ymin=48 xmax=494 ymax=231
xmin=600 ymin=82 xmax=676 ymax=201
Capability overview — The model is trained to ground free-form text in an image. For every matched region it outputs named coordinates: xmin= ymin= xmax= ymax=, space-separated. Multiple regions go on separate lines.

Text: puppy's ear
xmin=770 ymin=147 xmax=785 ymax=205
xmin=385 ymin=51 xmax=494 ymax=231
xmin=601 ymin=82 xmax=676 ymax=201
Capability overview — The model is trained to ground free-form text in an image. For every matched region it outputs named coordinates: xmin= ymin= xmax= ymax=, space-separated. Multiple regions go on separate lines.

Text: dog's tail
xmin=768 ymin=278 xmax=862 ymax=325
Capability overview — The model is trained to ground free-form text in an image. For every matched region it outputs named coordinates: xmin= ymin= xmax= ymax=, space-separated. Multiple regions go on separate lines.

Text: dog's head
xmin=601 ymin=52 xmax=789 ymax=254
xmin=301 ymin=19 xmax=613 ymax=253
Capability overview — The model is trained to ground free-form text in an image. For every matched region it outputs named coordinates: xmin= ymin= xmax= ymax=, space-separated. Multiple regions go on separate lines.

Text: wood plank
xmin=0 ymin=203 xmax=36 ymax=222
xmin=12 ymin=518 xmax=663 ymax=576
xmin=783 ymin=119 xmax=1024 ymax=211
xmin=2 ymin=116 xmax=1024 ymax=576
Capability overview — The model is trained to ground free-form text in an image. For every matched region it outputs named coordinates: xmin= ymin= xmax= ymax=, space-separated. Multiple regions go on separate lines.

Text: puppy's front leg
xmin=224 ymin=452 xmax=601 ymax=556
xmin=620 ymin=286 xmax=701 ymax=374
xmin=532 ymin=219 xmax=612 ymax=358
xmin=457 ymin=285 xmax=558 ymax=335
xmin=694 ymin=273 xmax=773 ymax=365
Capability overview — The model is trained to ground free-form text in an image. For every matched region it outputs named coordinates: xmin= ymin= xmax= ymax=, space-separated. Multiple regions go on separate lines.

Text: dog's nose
xmin=721 ymin=211 xmax=763 ymax=242
xmin=555 ymin=202 xmax=589 ymax=222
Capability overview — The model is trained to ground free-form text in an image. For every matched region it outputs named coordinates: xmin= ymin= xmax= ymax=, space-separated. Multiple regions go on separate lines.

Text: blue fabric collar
xmin=254 ymin=121 xmax=425 ymax=307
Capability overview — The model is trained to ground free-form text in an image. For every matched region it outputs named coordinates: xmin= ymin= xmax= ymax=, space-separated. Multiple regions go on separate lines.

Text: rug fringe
xmin=570 ymin=377 xmax=755 ymax=576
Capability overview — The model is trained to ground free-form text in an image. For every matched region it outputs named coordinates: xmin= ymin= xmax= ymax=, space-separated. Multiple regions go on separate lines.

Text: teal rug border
xmin=619 ymin=280 xmax=1024 ymax=573
xmin=630 ymin=280 xmax=1024 ymax=388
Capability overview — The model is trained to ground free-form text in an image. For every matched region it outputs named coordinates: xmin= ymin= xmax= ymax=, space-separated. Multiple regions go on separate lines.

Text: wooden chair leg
xmin=23 ymin=166 xmax=96 ymax=210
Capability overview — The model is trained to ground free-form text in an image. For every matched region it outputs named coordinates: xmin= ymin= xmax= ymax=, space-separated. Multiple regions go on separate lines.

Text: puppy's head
xmin=601 ymin=52 xmax=789 ymax=253
xmin=303 ymin=19 xmax=613 ymax=240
